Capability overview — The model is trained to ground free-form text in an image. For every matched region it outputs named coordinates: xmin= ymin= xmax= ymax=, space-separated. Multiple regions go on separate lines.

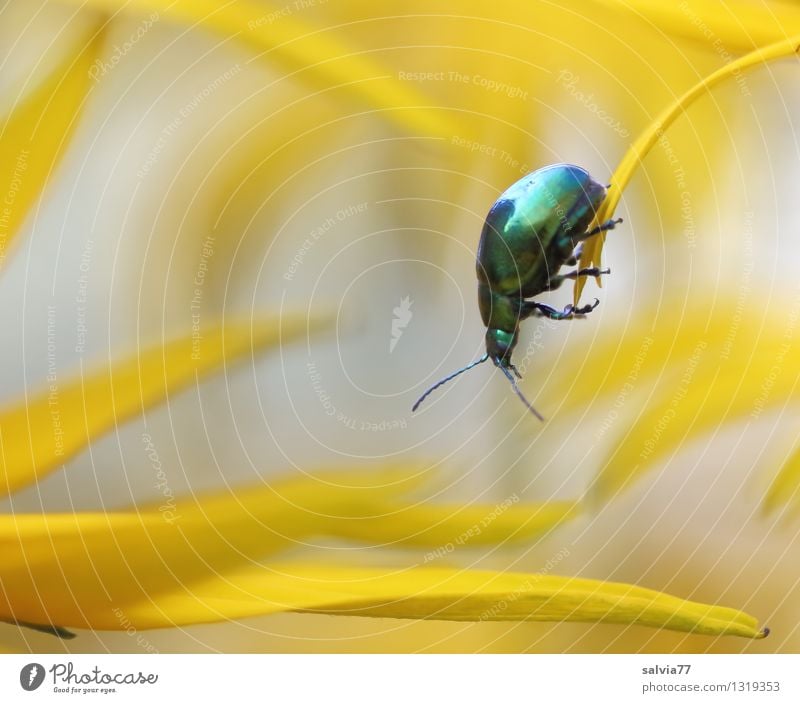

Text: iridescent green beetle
xmin=412 ymin=163 xmax=622 ymax=419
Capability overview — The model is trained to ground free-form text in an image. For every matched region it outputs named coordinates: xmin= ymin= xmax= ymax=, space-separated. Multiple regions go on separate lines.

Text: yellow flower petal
xmin=0 ymin=313 xmax=329 ymax=496
xmin=543 ymin=303 xmax=746 ymax=415
xmin=0 ymin=465 xmax=428 ymax=630
xmin=0 ymin=618 xmax=75 ymax=640
xmin=56 ymin=0 xmax=455 ymax=139
xmin=2 ymin=468 xmax=581 ymax=632
xmin=284 ymin=565 xmax=766 ymax=639
xmin=764 ymin=447 xmax=800 ymax=517
xmin=325 ymin=500 xmax=580 ymax=548
xmin=0 ymin=462 xmax=763 ymax=640
xmin=592 ymin=323 xmax=800 ymax=502
xmin=575 ymin=35 xmax=800 ymax=303
xmin=0 ymin=25 xmax=103 ymax=270
xmin=21 ymin=556 xmax=765 ymax=638
xmin=599 ymin=0 xmax=800 ymax=53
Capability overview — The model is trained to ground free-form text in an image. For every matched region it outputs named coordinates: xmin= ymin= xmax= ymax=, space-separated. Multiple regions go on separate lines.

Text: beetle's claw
xmin=585 ymin=218 xmax=622 ymax=238
xmin=572 ymin=298 xmax=601 ymax=316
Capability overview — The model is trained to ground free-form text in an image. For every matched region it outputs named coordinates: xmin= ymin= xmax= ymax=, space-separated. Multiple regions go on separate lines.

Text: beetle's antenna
xmin=497 ymin=363 xmax=545 ymax=421
xmin=412 ymin=354 xmax=489 ymax=412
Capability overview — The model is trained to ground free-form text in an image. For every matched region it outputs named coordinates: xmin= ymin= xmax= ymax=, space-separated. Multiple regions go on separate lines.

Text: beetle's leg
xmin=522 ymin=301 xmax=563 ymax=319
xmin=522 ymin=298 xmax=599 ymax=320
xmin=558 ymin=266 xmax=611 ymax=280
xmin=584 ymin=217 xmax=623 ymax=238
xmin=565 ymin=243 xmax=583 ymax=266
xmin=571 ymin=298 xmax=601 ymax=315
xmin=545 ymin=266 xmax=609 ymax=290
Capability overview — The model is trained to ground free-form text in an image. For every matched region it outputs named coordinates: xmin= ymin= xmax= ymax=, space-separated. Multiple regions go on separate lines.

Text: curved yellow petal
xmin=542 ymin=303 xmax=780 ymax=418
xmin=11 ymin=556 xmax=765 ymax=638
xmin=593 ymin=336 xmax=800 ymax=502
xmin=286 ymin=565 xmax=766 ymax=639
xmin=764 ymin=447 xmax=800 ymax=517
xmin=0 ymin=465 xmax=429 ymax=631
xmin=56 ymin=0 xmax=455 ymax=139
xmin=0 ymin=618 xmax=75 ymax=640
xmin=325 ymin=500 xmax=580 ymax=549
xmin=0 ymin=313 xmax=329 ymax=496
xmin=597 ymin=0 xmax=800 ymax=53
xmin=575 ymin=35 xmax=800 ymax=303
xmin=0 ymin=25 xmax=103 ymax=271
xmin=533 ymin=301 xmax=800 ymax=502
xmin=1 ymin=469 xmax=581 ymax=632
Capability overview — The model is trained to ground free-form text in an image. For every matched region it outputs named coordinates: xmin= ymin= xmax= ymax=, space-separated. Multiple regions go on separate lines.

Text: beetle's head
xmin=485 ymin=328 xmax=517 ymax=364
xmin=486 ymin=328 xmax=544 ymax=421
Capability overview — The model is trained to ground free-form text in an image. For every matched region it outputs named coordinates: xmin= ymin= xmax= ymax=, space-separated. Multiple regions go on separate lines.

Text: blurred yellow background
xmin=1 ymin=0 xmax=799 ymax=653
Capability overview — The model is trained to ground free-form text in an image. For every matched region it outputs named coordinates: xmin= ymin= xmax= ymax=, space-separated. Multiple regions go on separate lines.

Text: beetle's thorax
xmin=478 ymin=281 xmax=523 ymax=330
xmin=478 ymin=281 xmax=523 ymax=363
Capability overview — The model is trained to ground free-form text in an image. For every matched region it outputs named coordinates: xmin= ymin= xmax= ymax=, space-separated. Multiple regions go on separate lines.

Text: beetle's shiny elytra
xmin=412 ymin=163 xmax=622 ymax=420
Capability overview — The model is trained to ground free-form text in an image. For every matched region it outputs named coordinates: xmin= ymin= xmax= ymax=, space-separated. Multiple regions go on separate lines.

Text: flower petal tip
xmin=3 ymin=619 xmax=76 ymax=639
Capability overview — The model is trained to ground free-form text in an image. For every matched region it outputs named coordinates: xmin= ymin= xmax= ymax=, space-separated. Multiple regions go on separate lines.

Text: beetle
xmin=412 ymin=163 xmax=622 ymax=419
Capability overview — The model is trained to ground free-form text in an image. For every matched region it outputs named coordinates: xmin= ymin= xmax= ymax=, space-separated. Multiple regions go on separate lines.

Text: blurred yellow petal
xmin=764 ymin=448 xmax=800 ymax=517
xmin=19 ymin=555 xmax=764 ymax=638
xmin=1 ymin=465 xmax=579 ymax=633
xmin=575 ymin=34 xmax=800 ymax=303
xmin=320 ymin=1 xmax=751 ymax=248
xmin=0 ymin=618 xmax=74 ymax=640
xmin=592 ymin=314 xmax=800 ymax=501
xmin=0 ymin=465 xmax=429 ymax=631
xmin=601 ymin=0 xmax=800 ymax=53
xmin=544 ymin=304 xmax=740 ymax=415
xmin=6 ymin=461 xmax=747 ymax=638
xmin=0 ymin=313 xmax=328 ymax=496
xmin=57 ymin=0 xmax=455 ymax=139
xmin=286 ymin=565 xmax=766 ymax=639
xmin=0 ymin=24 xmax=103 ymax=271
xmin=325 ymin=499 xmax=580 ymax=548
